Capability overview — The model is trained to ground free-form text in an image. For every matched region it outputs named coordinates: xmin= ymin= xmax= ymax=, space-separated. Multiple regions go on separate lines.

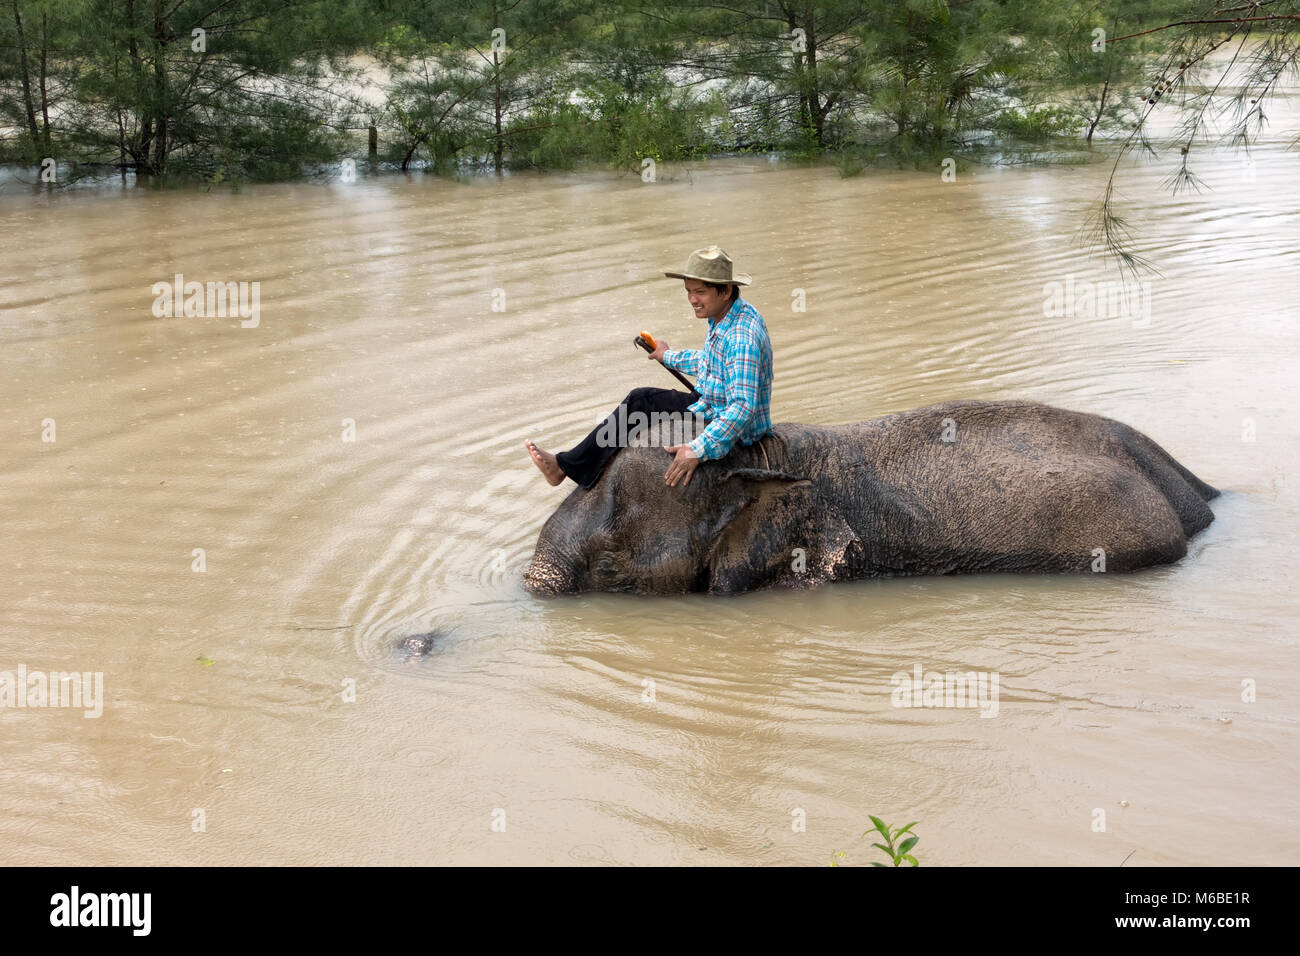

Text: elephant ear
xmin=706 ymin=469 xmax=861 ymax=593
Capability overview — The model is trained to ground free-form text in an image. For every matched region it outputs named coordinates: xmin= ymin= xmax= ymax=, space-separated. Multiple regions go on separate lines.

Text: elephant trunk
xmin=522 ymin=543 xmax=579 ymax=595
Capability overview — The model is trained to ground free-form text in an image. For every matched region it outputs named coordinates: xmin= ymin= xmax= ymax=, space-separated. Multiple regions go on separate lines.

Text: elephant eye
xmin=587 ymin=551 xmax=621 ymax=585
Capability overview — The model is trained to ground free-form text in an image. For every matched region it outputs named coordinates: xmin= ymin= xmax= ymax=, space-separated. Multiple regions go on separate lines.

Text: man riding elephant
xmin=523 ymin=399 xmax=1221 ymax=596
xmin=525 ymin=245 xmax=773 ymax=490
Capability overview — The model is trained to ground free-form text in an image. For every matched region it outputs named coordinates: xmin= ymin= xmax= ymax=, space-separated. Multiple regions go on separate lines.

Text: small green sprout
xmin=830 ymin=816 xmax=921 ymax=867
xmin=866 ymin=816 xmax=919 ymax=867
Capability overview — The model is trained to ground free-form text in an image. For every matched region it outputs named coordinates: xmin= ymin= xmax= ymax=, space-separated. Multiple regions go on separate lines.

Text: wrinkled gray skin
xmin=522 ymin=400 xmax=1219 ymax=596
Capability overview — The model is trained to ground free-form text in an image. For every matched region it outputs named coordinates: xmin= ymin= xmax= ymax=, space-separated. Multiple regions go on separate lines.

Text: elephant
xmin=522 ymin=399 xmax=1219 ymax=596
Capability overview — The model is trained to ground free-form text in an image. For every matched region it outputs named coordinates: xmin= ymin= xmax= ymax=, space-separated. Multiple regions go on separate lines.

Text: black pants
xmin=557 ymin=386 xmax=702 ymax=490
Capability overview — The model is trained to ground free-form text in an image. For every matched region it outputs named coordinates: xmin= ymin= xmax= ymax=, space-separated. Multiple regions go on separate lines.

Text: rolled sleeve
xmin=688 ymin=332 xmax=761 ymax=461
xmin=663 ymin=348 xmax=700 ymax=376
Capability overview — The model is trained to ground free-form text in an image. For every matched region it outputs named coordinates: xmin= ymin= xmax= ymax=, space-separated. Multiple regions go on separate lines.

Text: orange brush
xmin=634 ymin=331 xmax=695 ymax=390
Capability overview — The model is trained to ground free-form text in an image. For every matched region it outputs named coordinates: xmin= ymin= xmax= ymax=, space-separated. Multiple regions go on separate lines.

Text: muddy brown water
xmin=2 ymin=112 xmax=1298 ymax=864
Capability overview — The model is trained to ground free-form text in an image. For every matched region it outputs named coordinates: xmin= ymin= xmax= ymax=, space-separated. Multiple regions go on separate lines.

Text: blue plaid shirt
xmin=663 ymin=296 xmax=773 ymax=461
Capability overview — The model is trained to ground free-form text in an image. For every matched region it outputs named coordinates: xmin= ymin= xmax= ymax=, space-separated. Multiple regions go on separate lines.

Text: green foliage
xmin=571 ymin=72 xmax=724 ymax=172
xmin=866 ymin=816 xmax=920 ymax=867
xmin=831 ymin=815 xmax=920 ymax=867
xmin=0 ymin=0 xmax=368 ymax=179
xmin=993 ymin=105 xmax=1086 ymax=139
xmin=4 ymin=0 xmax=1277 ymax=184
xmin=376 ymin=23 xmax=422 ymax=59
xmin=377 ymin=52 xmax=484 ymax=171
xmin=832 ymin=147 xmax=867 ymax=178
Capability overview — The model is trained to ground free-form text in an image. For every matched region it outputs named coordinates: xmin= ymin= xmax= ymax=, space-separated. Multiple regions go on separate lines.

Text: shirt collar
xmin=709 ymin=296 xmax=744 ymax=328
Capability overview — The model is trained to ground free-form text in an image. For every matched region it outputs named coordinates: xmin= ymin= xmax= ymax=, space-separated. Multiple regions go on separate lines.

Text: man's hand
xmin=664 ymin=444 xmax=700 ymax=487
xmin=648 ymin=339 xmax=669 ymax=363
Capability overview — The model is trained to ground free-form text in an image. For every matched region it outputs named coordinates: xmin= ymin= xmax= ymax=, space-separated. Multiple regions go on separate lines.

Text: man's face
xmin=684 ymin=280 xmax=731 ymax=320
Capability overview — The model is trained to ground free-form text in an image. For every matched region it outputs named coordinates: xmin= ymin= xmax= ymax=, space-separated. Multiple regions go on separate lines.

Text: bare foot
xmin=525 ymin=440 xmax=565 ymax=486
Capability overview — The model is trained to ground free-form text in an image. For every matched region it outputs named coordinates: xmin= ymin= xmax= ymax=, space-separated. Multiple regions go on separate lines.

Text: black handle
xmin=635 ymin=335 xmax=696 ymax=392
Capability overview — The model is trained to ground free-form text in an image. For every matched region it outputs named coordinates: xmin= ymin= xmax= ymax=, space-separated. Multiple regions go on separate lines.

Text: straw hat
xmin=663 ymin=245 xmax=752 ymax=286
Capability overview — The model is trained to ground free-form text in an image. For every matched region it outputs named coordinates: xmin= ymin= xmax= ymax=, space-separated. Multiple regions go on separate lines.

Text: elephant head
xmin=523 ymin=424 xmax=864 ymax=595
